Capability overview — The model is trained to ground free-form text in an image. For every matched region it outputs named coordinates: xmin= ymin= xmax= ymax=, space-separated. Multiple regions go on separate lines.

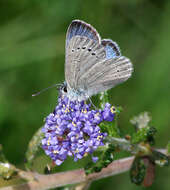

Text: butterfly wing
xmin=65 ymin=20 xmax=105 ymax=91
xmin=102 ymin=39 xmax=121 ymax=58
xmin=76 ymin=39 xmax=133 ymax=97
xmin=78 ymin=56 xmax=133 ymax=97
xmin=66 ymin=20 xmax=100 ymax=46
xmin=65 ymin=36 xmax=106 ymax=90
xmin=65 ymin=20 xmax=133 ymax=99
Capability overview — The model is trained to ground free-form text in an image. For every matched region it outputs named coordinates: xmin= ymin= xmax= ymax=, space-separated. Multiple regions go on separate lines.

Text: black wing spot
xmin=91 ymin=52 xmax=96 ymax=55
xmin=77 ymin=47 xmax=80 ymax=50
xmin=82 ymin=46 xmax=86 ymax=49
xmin=72 ymin=49 xmax=74 ymax=52
xmin=88 ymin=48 xmax=92 ymax=52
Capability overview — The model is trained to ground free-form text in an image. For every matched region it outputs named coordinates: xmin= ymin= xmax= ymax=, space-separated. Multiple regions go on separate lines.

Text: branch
xmin=1 ymin=157 xmax=134 ymax=190
xmin=1 ymin=149 xmax=168 ymax=190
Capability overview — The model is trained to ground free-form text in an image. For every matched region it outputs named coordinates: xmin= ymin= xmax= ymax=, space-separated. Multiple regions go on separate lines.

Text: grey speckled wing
xmin=65 ymin=36 xmax=106 ymax=90
xmin=65 ymin=20 xmax=133 ymax=100
xmin=65 ymin=20 xmax=103 ymax=91
xmin=79 ymin=56 xmax=133 ymax=97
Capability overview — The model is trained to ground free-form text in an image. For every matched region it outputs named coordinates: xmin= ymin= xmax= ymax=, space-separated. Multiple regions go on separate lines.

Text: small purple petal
xmin=55 ymin=159 xmax=63 ymax=166
xmin=92 ymin=156 xmax=99 ymax=163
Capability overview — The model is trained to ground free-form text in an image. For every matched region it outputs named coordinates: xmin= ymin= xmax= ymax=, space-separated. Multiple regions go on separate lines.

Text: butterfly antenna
xmin=32 ymin=83 xmax=61 ymax=97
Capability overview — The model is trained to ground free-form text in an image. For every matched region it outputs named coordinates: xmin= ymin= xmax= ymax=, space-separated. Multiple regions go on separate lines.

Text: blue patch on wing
xmin=105 ymin=45 xmax=117 ymax=59
xmin=66 ymin=20 xmax=100 ymax=46
xmin=76 ymin=24 xmax=84 ymax=36
xmin=102 ymin=39 xmax=121 ymax=59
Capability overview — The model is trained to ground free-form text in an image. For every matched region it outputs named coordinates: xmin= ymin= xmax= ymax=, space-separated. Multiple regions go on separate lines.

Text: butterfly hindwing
xmin=102 ymin=39 xmax=121 ymax=59
xmin=77 ymin=56 xmax=133 ymax=97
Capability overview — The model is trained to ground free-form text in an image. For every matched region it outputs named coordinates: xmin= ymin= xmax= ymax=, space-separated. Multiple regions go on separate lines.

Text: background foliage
xmin=0 ymin=0 xmax=169 ymax=189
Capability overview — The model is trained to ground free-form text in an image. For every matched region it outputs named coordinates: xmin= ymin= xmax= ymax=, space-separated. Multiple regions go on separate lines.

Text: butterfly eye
xmin=63 ymin=86 xmax=67 ymax=93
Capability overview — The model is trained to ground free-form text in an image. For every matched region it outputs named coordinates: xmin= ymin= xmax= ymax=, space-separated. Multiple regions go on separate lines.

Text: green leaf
xmin=84 ymin=144 xmax=115 ymax=175
xmin=25 ymin=127 xmax=44 ymax=170
xmin=130 ymin=157 xmax=146 ymax=185
xmin=108 ymin=122 xmax=120 ymax=138
xmin=109 ymin=106 xmax=122 ymax=137
xmin=131 ymin=126 xmax=157 ymax=145
xmin=100 ymin=122 xmax=120 ymax=138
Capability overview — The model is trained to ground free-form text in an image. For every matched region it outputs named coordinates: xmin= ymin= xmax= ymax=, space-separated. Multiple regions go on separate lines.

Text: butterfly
xmin=60 ymin=20 xmax=133 ymax=101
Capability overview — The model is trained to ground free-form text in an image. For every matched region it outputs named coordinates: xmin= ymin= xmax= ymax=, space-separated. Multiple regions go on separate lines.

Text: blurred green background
xmin=0 ymin=0 xmax=169 ymax=189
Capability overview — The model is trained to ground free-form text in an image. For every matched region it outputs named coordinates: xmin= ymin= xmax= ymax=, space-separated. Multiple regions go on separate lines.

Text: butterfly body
xmin=60 ymin=81 xmax=88 ymax=101
xmin=63 ymin=20 xmax=133 ymax=101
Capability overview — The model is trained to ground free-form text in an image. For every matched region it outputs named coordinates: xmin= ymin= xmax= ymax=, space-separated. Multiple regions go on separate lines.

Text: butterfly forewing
xmin=66 ymin=20 xmax=101 ymax=47
xmin=65 ymin=36 xmax=106 ymax=90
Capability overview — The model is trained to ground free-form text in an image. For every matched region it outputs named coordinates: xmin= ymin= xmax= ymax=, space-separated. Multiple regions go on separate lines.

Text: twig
xmin=0 ymin=157 xmax=134 ymax=190
xmin=0 ymin=149 xmax=168 ymax=190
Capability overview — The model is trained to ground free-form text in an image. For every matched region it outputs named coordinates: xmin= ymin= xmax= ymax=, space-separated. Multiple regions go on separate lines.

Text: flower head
xmin=42 ymin=95 xmax=115 ymax=165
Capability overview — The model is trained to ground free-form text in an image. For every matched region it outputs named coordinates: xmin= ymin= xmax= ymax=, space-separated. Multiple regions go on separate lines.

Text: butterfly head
xmin=60 ymin=82 xmax=89 ymax=101
xmin=59 ymin=81 xmax=68 ymax=96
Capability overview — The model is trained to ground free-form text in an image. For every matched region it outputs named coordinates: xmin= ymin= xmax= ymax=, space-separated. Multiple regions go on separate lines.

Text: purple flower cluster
xmin=41 ymin=95 xmax=115 ymax=165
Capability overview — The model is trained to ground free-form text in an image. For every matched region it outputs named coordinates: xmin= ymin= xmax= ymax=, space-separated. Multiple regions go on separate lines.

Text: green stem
xmin=99 ymin=91 xmax=109 ymax=109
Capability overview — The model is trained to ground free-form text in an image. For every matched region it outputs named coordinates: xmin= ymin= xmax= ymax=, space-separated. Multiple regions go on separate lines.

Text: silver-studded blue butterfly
xmin=61 ymin=20 xmax=133 ymax=101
